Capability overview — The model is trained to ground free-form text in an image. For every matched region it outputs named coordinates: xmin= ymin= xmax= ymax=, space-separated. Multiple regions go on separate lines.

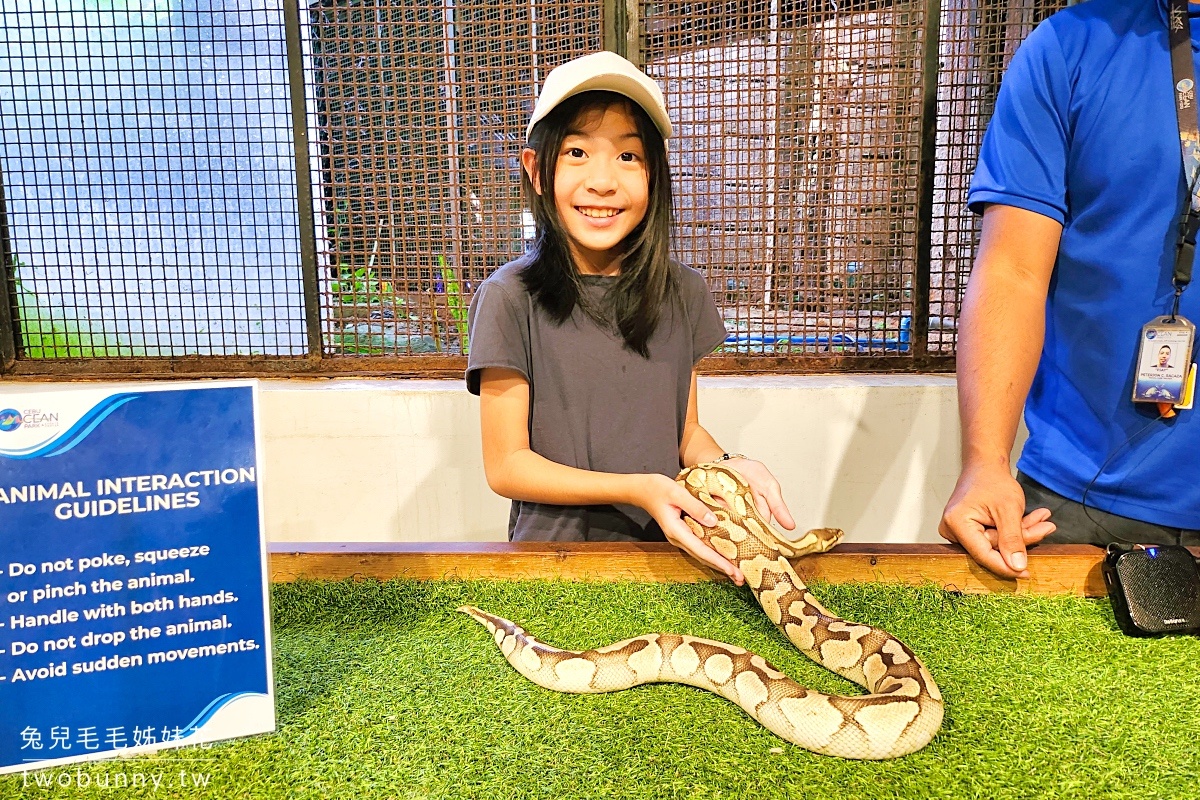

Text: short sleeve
xmin=680 ymin=266 xmax=728 ymax=364
xmin=968 ymin=19 xmax=1071 ymax=224
xmin=464 ymin=278 xmax=531 ymax=395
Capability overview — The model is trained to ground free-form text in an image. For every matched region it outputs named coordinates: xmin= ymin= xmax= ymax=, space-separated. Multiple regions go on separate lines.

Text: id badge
xmin=1132 ymin=315 xmax=1196 ymax=406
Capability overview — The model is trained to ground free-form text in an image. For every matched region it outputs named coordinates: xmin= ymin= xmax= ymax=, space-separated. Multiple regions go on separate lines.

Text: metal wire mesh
xmin=0 ymin=1 xmax=305 ymax=359
xmin=306 ymin=0 xmax=603 ymax=355
xmin=929 ymin=0 xmax=1066 ymax=352
xmin=0 ymin=0 xmax=1074 ymax=372
xmin=642 ymin=0 xmax=926 ymax=359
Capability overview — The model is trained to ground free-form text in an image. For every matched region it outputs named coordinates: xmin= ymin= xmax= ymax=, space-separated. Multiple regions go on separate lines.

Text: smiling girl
xmin=465 ymin=52 xmax=794 ymax=582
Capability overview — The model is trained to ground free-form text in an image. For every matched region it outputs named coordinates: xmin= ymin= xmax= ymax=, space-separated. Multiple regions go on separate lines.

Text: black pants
xmin=1018 ymin=472 xmax=1200 ymax=547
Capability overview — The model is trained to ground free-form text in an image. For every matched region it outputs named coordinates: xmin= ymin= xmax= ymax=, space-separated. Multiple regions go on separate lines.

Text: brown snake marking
xmin=460 ymin=462 xmax=944 ymax=759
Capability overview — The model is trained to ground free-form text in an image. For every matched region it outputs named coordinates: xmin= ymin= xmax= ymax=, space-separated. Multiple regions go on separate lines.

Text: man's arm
xmin=939 ymin=204 xmax=1062 ymax=578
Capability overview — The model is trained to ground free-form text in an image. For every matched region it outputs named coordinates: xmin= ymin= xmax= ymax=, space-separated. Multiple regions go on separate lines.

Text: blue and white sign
xmin=0 ymin=381 xmax=274 ymax=774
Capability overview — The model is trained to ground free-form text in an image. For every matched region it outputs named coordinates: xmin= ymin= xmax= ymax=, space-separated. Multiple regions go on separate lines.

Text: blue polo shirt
xmin=970 ymin=0 xmax=1200 ymax=527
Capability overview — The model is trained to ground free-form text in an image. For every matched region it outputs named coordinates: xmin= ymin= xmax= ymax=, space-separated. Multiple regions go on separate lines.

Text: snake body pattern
xmin=460 ymin=463 xmax=943 ymax=759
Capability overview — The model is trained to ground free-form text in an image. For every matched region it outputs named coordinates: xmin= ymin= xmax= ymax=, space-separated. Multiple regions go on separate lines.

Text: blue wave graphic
xmin=178 ymin=691 xmax=264 ymax=739
xmin=0 ymin=394 xmax=139 ymax=460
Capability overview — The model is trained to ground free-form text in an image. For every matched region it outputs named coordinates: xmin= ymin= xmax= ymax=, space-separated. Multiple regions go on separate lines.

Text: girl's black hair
xmin=519 ymin=90 xmax=676 ymax=358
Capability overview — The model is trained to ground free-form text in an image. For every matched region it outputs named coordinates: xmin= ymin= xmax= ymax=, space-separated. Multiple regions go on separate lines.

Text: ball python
xmin=459 ymin=462 xmax=943 ymax=759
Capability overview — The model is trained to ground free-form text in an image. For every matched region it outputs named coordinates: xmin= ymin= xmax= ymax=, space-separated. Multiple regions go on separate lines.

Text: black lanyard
xmin=1169 ymin=0 xmax=1199 ymax=317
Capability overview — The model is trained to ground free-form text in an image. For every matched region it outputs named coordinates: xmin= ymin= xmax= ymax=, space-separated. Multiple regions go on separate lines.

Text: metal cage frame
xmin=0 ymin=0 xmax=1063 ymax=378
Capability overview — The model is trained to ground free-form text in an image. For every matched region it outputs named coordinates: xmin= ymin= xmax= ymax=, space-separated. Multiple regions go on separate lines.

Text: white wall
xmin=260 ymin=375 xmax=994 ymax=544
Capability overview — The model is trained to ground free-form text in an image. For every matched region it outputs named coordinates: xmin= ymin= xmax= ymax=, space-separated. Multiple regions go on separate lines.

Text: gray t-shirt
xmin=465 ymin=260 xmax=727 ymax=542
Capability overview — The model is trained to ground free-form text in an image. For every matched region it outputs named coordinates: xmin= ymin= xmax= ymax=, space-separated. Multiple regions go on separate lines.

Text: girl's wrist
xmin=617 ymin=472 xmax=652 ymax=507
xmin=683 ymin=450 xmax=741 ymax=467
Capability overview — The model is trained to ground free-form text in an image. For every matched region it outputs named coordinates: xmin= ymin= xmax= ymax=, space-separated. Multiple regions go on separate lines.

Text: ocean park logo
xmin=0 ymin=409 xmax=21 ymax=432
xmin=0 ymin=408 xmax=60 ymax=432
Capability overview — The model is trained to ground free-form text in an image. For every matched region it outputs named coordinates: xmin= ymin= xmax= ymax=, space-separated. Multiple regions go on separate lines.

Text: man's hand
xmin=721 ymin=457 xmax=796 ymax=531
xmin=633 ymin=474 xmax=745 ymax=585
xmin=939 ymin=463 xmax=1056 ymax=578
xmin=946 ymin=205 xmax=1062 ymax=579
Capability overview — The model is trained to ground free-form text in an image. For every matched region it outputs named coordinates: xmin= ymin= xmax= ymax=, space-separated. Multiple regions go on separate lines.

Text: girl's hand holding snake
xmin=631 ymin=473 xmax=745 ymax=586
xmin=717 ymin=457 xmax=795 ymax=532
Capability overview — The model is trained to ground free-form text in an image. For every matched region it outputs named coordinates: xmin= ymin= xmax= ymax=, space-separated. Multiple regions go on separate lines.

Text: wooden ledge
xmin=264 ymin=542 xmax=1197 ymax=597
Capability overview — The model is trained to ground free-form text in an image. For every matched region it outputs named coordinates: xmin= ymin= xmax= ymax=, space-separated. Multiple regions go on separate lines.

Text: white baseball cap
xmin=526 ymin=51 xmax=673 ymax=140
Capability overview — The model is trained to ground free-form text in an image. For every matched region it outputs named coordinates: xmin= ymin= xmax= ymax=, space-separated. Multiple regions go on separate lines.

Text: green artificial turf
xmin=4 ymin=578 xmax=1199 ymax=799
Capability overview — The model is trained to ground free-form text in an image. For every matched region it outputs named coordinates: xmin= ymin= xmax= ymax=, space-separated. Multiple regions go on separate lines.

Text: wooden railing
xmin=263 ymin=542 xmax=1157 ymax=598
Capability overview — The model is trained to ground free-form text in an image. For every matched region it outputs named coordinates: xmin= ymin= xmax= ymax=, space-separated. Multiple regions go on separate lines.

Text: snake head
xmin=789 ymin=526 xmax=845 ymax=555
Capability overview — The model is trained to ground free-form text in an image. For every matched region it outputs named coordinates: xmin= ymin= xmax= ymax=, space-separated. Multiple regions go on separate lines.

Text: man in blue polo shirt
xmin=939 ymin=0 xmax=1200 ymax=578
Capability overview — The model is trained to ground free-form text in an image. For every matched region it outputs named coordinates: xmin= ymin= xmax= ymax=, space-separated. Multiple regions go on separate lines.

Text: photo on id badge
xmin=1133 ymin=321 xmax=1193 ymax=402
